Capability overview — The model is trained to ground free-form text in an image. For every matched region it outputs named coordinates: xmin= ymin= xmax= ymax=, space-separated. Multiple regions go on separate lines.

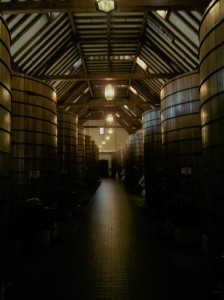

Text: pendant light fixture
xmin=96 ymin=0 xmax=117 ymax=13
xmin=105 ymin=84 xmax=115 ymax=101
xmin=106 ymin=113 xmax=114 ymax=125
xmin=108 ymin=128 xmax=113 ymax=135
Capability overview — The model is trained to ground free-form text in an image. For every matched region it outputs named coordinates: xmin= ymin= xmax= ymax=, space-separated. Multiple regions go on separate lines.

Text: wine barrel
xmin=57 ymin=109 xmax=78 ymax=218
xmin=113 ymin=149 xmax=124 ymax=178
xmin=126 ymin=130 xmax=144 ymax=192
xmin=142 ymin=108 xmax=163 ymax=204
xmin=11 ymin=73 xmax=57 ymax=236
xmin=0 ymin=14 xmax=11 ymax=251
xmin=123 ymin=142 xmax=130 ymax=183
xmin=199 ymin=0 xmax=224 ymax=254
xmin=117 ymin=149 xmax=124 ymax=177
xmin=57 ymin=109 xmax=78 ymax=193
xmin=77 ymin=126 xmax=85 ymax=196
xmin=94 ymin=143 xmax=99 ymax=183
xmin=90 ymin=140 xmax=98 ymax=185
xmin=125 ymin=134 xmax=135 ymax=190
xmin=85 ymin=135 xmax=92 ymax=190
xmin=134 ymin=130 xmax=144 ymax=174
xmin=161 ymin=71 xmax=203 ymax=223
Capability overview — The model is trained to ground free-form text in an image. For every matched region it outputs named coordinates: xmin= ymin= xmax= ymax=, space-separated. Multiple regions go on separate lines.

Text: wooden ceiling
xmin=0 ymin=0 xmax=210 ymax=133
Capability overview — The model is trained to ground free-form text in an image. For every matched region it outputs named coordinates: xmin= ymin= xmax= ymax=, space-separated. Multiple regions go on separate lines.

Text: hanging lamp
xmin=108 ymin=128 xmax=113 ymax=135
xmin=106 ymin=113 xmax=114 ymax=125
xmin=105 ymin=84 xmax=115 ymax=101
xmin=96 ymin=0 xmax=117 ymax=13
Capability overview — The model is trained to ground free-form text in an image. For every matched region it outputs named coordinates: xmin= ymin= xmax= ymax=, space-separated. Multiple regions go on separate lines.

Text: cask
xmin=57 ymin=109 xmax=78 ymax=217
xmin=142 ymin=108 xmax=163 ymax=204
xmin=161 ymin=71 xmax=203 ymax=225
xmin=199 ymin=0 xmax=224 ymax=254
xmin=11 ymin=73 xmax=57 ymax=236
xmin=0 ymin=14 xmax=11 ymax=249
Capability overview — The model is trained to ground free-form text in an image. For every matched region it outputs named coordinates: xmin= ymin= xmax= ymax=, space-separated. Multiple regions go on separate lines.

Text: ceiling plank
xmin=11 ymin=13 xmax=66 ymax=62
xmin=126 ymin=10 xmax=149 ymax=97
xmin=68 ymin=12 xmax=94 ymax=97
xmin=107 ymin=14 xmax=112 ymax=74
xmin=11 ymin=14 xmax=43 ymax=46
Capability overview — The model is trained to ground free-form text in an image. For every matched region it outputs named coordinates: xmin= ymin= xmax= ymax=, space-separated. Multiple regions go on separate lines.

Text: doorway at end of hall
xmin=99 ymin=159 xmax=109 ymax=177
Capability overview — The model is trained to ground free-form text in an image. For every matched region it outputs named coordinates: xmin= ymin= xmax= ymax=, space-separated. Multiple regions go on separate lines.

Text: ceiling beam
xmin=0 ymin=1 xmax=210 ymax=14
xmin=83 ymin=125 xmax=123 ymax=128
xmin=39 ymin=72 xmax=179 ymax=81
xmin=79 ymin=115 xmax=140 ymax=121
xmin=58 ymin=99 xmax=153 ymax=107
xmin=126 ymin=10 xmax=149 ymax=97
xmin=67 ymin=12 xmax=94 ymax=97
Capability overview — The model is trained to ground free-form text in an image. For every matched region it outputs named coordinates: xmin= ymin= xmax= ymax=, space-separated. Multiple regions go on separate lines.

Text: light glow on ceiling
xmin=156 ymin=10 xmax=168 ymax=19
xmin=130 ymin=86 xmax=138 ymax=95
xmin=136 ymin=57 xmax=148 ymax=71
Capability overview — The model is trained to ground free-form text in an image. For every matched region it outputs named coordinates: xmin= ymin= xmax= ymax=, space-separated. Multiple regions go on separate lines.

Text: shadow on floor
xmin=131 ymin=194 xmax=223 ymax=300
xmin=3 ymin=183 xmax=101 ymax=300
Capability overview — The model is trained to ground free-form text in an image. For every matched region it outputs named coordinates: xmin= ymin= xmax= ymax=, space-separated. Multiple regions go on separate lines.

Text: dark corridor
xmin=7 ymin=179 xmax=215 ymax=300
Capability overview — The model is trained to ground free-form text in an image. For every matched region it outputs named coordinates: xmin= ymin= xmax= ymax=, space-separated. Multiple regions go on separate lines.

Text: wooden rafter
xmin=0 ymin=0 xmax=210 ymax=14
xmin=38 ymin=72 xmax=179 ymax=81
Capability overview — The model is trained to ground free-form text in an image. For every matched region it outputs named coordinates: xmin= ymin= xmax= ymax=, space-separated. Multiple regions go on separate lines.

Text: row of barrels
xmin=10 ymin=74 xmax=99 ymax=228
xmin=113 ymin=0 xmax=224 ymax=256
xmin=0 ymin=17 xmax=99 ymax=259
xmin=0 ymin=15 xmax=100 ymax=270
xmin=121 ymin=131 xmax=144 ymax=193
xmin=116 ymin=66 xmax=220 ymax=251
